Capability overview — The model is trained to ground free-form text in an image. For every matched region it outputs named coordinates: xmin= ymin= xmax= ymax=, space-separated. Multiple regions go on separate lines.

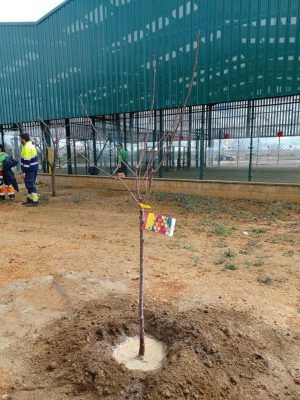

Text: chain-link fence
xmin=1 ymin=94 xmax=300 ymax=183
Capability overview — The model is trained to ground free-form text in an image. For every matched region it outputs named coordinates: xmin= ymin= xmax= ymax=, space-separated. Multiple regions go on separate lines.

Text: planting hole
xmin=113 ymin=336 xmax=166 ymax=371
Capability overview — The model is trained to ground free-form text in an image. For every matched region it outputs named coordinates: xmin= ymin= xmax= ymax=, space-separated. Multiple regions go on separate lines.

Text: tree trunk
xmin=51 ymin=167 xmax=56 ymax=197
xmin=138 ymin=208 xmax=145 ymax=357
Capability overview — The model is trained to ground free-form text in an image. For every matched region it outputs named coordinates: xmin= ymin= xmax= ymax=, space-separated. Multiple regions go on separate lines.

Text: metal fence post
xmin=73 ymin=139 xmax=77 ymax=174
xmin=0 ymin=125 xmax=4 ymax=145
xmin=199 ymin=105 xmax=205 ymax=180
xmin=136 ymin=114 xmax=140 ymax=164
xmin=177 ymin=115 xmax=182 ymax=171
xmin=85 ymin=141 xmax=88 ymax=174
xmin=91 ymin=117 xmax=97 ymax=169
xmin=130 ymin=112 xmax=134 ymax=169
xmin=247 ymin=100 xmax=255 ymax=182
xmin=153 ymin=110 xmax=157 ymax=169
xmin=195 ymin=130 xmax=199 ymax=168
xmin=109 ymin=146 xmax=113 ymax=175
xmin=65 ymin=118 xmax=72 ymax=174
xmin=123 ymin=113 xmax=127 ymax=149
xmin=218 ymin=129 xmax=222 ymax=166
xmin=40 ymin=121 xmax=51 ymax=173
xmin=199 ymin=127 xmax=205 ymax=180
xmin=159 ymin=109 xmax=163 ymax=178
xmin=187 ymin=106 xmax=192 ymax=169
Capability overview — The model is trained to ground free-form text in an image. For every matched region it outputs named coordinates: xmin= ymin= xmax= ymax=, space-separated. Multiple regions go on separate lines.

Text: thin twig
xmin=79 ymin=96 xmax=136 ymax=177
xmin=153 ymin=32 xmax=200 ymax=173
xmin=74 ymin=146 xmax=140 ymax=205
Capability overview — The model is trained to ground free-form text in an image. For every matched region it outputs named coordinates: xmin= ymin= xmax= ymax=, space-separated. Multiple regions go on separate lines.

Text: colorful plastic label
xmin=143 ymin=212 xmax=176 ymax=237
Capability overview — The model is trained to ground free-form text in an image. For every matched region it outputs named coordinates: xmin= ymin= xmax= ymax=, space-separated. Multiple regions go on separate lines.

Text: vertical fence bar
xmin=153 ymin=110 xmax=157 ymax=169
xmin=87 ymin=140 xmax=91 ymax=173
xmin=91 ymin=117 xmax=97 ymax=170
xmin=159 ymin=109 xmax=163 ymax=178
xmin=199 ymin=105 xmax=206 ymax=179
xmin=65 ymin=118 xmax=72 ymax=174
xmin=136 ymin=114 xmax=140 ymax=165
xmin=123 ymin=113 xmax=127 ymax=149
xmin=85 ymin=140 xmax=88 ymax=174
xmin=248 ymin=100 xmax=255 ymax=182
xmin=0 ymin=125 xmax=4 ymax=145
xmin=130 ymin=112 xmax=134 ymax=169
xmin=116 ymin=114 xmax=121 ymax=143
xmin=40 ymin=122 xmax=47 ymax=173
xmin=218 ymin=128 xmax=222 ymax=166
xmin=195 ymin=109 xmax=199 ymax=168
xmin=199 ymin=127 xmax=205 ymax=180
xmin=109 ymin=143 xmax=113 ymax=176
xmin=73 ymin=139 xmax=77 ymax=174
xmin=40 ymin=121 xmax=51 ymax=173
xmin=187 ymin=106 xmax=192 ymax=169
xmin=207 ymin=104 xmax=212 ymax=149
xmin=177 ymin=110 xmax=182 ymax=171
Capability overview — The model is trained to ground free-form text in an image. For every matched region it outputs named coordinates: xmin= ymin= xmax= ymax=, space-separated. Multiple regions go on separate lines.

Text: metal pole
xmin=87 ymin=140 xmax=91 ymax=169
xmin=172 ymin=146 xmax=175 ymax=169
xmin=41 ymin=121 xmax=51 ymax=173
xmin=102 ymin=116 xmax=106 ymax=169
xmin=218 ymin=129 xmax=221 ymax=166
xmin=199 ymin=105 xmax=205 ymax=180
xmin=159 ymin=109 xmax=163 ymax=178
xmin=195 ymin=130 xmax=199 ymax=168
xmin=114 ymin=114 xmax=120 ymax=143
xmin=91 ymin=117 xmax=97 ymax=169
xmin=123 ymin=113 xmax=127 ymax=150
xmin=109 ymin=147 xmax=113 ymax=175
xmin=207 ymin=104 xmax=212 ymax=148
xmin=44 ymin=121 xmax=52 ymax=173
xmin=85 ymin=141 xmax=88 ymax=175
xmin=153 ymin=110 xmax=157 ymax=169
xmin=130 ymin=112 xmax=134 ymax=169
xmin=177 ymin=139 xmax=181 ymax=171
xmin=16 ymin=123 xmax=23 ymax=134
xmin=13 ymin=127 xmax=20 ymax=171
xmin=40 ymin=122 xmax=47 ymax=173
xmin=0 ymin=125 xmax=4 ymax=145
xmin=199 ymin=127 xmax=205 ymax=180
xmin=136 ymin=114 xmax=140 ymax=165
xmin=187 ymin=106 xmax=192 ymax=169
xmin=65 ymin=118 xmax=72 ymax=174
xmin=248 ymin=100 xmax=255 ymax=182
xmin=73 ymin=140 xmax=77 ymax=174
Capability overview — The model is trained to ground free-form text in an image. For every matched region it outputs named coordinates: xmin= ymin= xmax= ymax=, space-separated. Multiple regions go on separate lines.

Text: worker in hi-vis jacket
xmin=0 ymin=144 xmax=17 ymax=201
xmin=20 ymin=133 xmax=39 ymax=207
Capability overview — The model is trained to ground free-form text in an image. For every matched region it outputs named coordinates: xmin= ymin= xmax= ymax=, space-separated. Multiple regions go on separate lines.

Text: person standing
xmin=115 ymin=143 xmax=129 ymax=177
xmin=0 ymin=144 xmax=17 ymax=201
xmin=19 ymin=133 xmax=39 ymax=207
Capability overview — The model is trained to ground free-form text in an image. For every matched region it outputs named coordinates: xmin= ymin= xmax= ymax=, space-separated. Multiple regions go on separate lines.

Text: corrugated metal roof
xmin=0 ymin=0 xmax=300 ymax=124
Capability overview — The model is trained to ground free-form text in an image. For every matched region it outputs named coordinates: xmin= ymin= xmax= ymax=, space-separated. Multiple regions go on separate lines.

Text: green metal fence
xmin=2 ymin=94 xmax=300 ymax=184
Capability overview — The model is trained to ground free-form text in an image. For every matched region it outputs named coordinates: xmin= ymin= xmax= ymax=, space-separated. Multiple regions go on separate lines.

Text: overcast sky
xmin=0 ymin=0 xmax=65 ymax=22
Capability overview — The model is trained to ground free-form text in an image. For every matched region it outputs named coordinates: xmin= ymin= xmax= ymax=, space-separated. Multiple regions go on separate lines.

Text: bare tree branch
xmin=79 ymin=96 xmax=136 ymax=177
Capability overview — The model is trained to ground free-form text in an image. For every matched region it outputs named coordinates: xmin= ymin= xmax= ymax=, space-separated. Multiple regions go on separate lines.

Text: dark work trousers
xmin=118 ymin=162 xmax=128 ymax=177
xmin=24 ymin=170 xmax=38 ymax=195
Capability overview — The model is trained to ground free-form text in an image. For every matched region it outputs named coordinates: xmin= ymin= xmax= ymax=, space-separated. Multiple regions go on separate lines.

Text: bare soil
xmin=0 ymin=184 xmax=300 ymax=400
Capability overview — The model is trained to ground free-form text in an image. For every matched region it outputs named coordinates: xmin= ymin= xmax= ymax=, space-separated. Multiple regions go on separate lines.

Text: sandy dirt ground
xmin=0 ymin=183 xmax=300 ymax=399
